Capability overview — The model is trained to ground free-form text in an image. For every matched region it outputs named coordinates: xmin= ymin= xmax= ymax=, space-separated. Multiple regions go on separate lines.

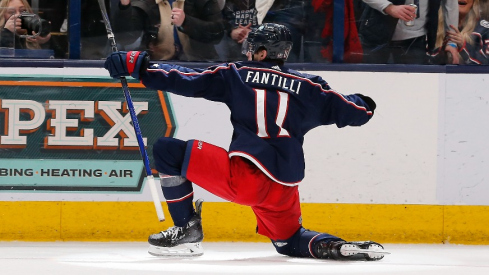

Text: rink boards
xmin=1 ymin=67 xmax=489 ymax=244
xmin=1 ymin=201 xmax=488 ymax=244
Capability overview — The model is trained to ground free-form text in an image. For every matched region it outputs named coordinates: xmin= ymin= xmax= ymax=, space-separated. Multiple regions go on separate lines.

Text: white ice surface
xmin=1 ymin=242 xmax=488 ymax=275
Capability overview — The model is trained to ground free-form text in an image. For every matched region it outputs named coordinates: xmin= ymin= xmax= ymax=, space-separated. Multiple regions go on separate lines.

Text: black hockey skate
xmin=314 ymin=240 xmax=389 ymax=261
xmin=148 ymin=199 xmax=204 ymax=257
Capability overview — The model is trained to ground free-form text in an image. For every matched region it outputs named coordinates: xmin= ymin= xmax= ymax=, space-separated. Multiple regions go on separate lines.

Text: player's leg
xmin=272 ymin=227 xmax=343 ymax=257
xmin=250 ymin=175 xmax=387 ymax=261
xmin=148 ymin=137 xmax=203 ymax=256
xmin=149 ymin=139 xmax=241 ymax=256
xmin=271 ymin=227 xmax=387 ymax=261
xmin=152 ymin=137 xmax=195 ymax=227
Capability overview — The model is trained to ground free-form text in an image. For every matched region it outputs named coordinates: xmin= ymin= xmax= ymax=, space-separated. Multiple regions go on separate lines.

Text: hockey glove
xmin=104 ymin=51 xmax=150 ymax=80
xmin=356 ymin=94 xmax=376 ymax=114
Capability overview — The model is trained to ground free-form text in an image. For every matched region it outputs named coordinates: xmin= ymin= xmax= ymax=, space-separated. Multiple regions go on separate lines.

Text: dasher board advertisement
xmin=0 ymin=76 xmax=176 ymax=192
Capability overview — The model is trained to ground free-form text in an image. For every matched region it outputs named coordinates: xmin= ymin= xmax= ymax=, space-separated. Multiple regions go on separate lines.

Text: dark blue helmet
xmin=242 ymin=23 xmax=293 ymax=61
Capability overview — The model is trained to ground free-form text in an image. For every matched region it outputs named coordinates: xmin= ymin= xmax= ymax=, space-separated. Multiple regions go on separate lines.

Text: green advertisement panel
xmin=0 ymin=76 xmax=176 ymax=192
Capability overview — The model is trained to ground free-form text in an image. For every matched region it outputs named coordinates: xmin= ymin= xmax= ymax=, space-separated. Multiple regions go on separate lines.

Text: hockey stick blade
xmin=97 ymin=0 xmax=165 ymax=222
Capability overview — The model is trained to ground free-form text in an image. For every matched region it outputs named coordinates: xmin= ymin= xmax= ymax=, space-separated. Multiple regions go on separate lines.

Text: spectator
xmin=431 ymin=6 xmax=458 ymax=63
xmin=0 ymin=0 xmax=51 ymax=50
xmin=38 ymin=0 xmax=68 ymax=59
xmin=219 ymin=0 xmax=259 ymax=61
xmin=113 ymin=0 xmax=224 ymax=61
xmin=358 ymin=0 xmax=458 ymax=64
xmin=301 ymin=1 xmax=328 ymax=62
xmin=305 ymin=0 xmax=364 ymax=63
xmin=444 ymin=0 xmax=489 ymax=64
xmin=80 ymin=0 xmax=111 ymax=59
xmin=353 ymin=0 xmax=367 ymax=28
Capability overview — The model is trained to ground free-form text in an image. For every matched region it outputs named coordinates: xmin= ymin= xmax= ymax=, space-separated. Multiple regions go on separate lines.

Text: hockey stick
xmin=97 ymin=0 xmax=165 ymax=222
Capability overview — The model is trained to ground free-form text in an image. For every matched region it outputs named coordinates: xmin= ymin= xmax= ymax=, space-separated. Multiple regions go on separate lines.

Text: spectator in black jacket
xmin=113 ymin=0 xmax=224 ymax=61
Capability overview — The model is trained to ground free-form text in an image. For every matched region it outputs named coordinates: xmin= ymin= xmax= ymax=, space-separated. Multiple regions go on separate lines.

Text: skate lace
xmin=161 ymin=226 xmax=183 ymax=240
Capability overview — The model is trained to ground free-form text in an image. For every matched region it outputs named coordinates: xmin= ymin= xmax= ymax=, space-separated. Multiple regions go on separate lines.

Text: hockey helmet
xmin=242 ymin=23 xmax=293 ymax=61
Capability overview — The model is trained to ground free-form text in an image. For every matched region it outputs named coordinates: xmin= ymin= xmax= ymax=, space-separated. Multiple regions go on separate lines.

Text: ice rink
xmin=1 ymin=242 xmax=488 ymax=275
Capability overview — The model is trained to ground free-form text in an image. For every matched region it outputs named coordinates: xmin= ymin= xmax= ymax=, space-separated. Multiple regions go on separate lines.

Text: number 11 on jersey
xmin=254 ymin=89 xmax=290 ymax=138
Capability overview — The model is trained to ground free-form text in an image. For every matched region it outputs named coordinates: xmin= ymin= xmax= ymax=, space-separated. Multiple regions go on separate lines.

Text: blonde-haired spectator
xmin=440 ymin=0 xmax=489 ymax=64
xmin=0 ymin=0 xmax=51 ymax=50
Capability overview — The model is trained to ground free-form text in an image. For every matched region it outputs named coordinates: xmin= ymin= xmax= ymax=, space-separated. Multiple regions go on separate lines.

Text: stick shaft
xmin=97 ymin=0 xmax=165 ymax=222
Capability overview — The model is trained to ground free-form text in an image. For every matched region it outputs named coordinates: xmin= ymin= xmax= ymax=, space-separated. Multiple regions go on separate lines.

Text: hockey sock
xmin=272 ymin=227 xmax=344 ymax=258
xmin=161 ymin=177 xmax=195 ymax=227
xmin=152 ymin=138 xmax=195 ymax=227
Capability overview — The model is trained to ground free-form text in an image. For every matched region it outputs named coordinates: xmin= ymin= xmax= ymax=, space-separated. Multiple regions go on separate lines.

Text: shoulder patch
xmin=480 ymin=20 xmax=489 ymax=29
xmin=271 ymin=65 xmax=282 ymax=71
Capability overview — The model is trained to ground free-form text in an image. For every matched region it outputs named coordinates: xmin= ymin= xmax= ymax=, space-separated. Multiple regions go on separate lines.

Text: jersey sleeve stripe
xmin=147 ymin=64 xmax=233 ymax=76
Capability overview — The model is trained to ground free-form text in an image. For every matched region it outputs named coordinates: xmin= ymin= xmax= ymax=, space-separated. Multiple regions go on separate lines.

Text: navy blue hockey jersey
xmin=141 ymin=61 xmax=374 ymax=185
xmin=460 ymin=19 xmax=489 ymax=65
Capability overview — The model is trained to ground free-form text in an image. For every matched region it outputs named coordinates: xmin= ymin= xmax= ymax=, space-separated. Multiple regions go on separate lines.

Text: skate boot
xmin=314 ymin=240 xmax=389 ymax=261
xmin=148 ymin=199 xmax=204 ymax=257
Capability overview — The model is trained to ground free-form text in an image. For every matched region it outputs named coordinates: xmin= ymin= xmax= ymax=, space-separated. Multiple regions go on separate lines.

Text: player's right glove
xmin=104 ymin=51 xmax=150 ymax=80
xmin=356 ymin=94 xmax=376 ymax=114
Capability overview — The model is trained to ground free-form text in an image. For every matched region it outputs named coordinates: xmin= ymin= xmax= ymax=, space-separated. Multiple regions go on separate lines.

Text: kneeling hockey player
xmin=105 ymin=23 xmax=388 ymax=260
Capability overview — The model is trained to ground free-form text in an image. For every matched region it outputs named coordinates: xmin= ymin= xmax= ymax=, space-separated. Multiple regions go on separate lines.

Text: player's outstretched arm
xmin=143 ymin=63 xmax=228 ymax=102
xmin=306 ymin=75 xmax=376 ymax=127
xmin=105 ymin=51 xmax=227 ymax=102
xmin=104 ymin=51 xmax=150 ymax=80
xmin=317 ymin=91 xmax=376 ymax=128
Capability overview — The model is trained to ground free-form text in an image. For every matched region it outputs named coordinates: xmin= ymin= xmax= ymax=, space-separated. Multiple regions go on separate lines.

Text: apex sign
xmin=0 ymin=99 xmax=148 ymax=150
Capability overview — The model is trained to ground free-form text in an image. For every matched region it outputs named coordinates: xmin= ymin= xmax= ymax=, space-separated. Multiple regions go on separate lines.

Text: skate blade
xmin=340 ymin=244 xmax=390 ymax=258
xmin=148 ymin=242 xmax=204 ymax=257
xmin=341 ymin=248 xmax=391 ymax=254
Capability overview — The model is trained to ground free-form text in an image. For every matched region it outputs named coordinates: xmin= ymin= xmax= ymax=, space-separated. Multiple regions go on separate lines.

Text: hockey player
xmin=104 ymin=23 xmax=387 ymax=260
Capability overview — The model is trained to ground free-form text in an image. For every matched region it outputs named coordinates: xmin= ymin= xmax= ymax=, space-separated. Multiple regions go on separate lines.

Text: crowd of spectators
xmin=1 ymin=0 xmax=489 ymax=65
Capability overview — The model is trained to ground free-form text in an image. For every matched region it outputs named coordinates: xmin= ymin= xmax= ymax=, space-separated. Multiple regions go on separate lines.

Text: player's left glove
xmin=104 ymin=51 xmax=150 ymax=80
xmin=356 ymin=94 xmax=376 ymax=114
